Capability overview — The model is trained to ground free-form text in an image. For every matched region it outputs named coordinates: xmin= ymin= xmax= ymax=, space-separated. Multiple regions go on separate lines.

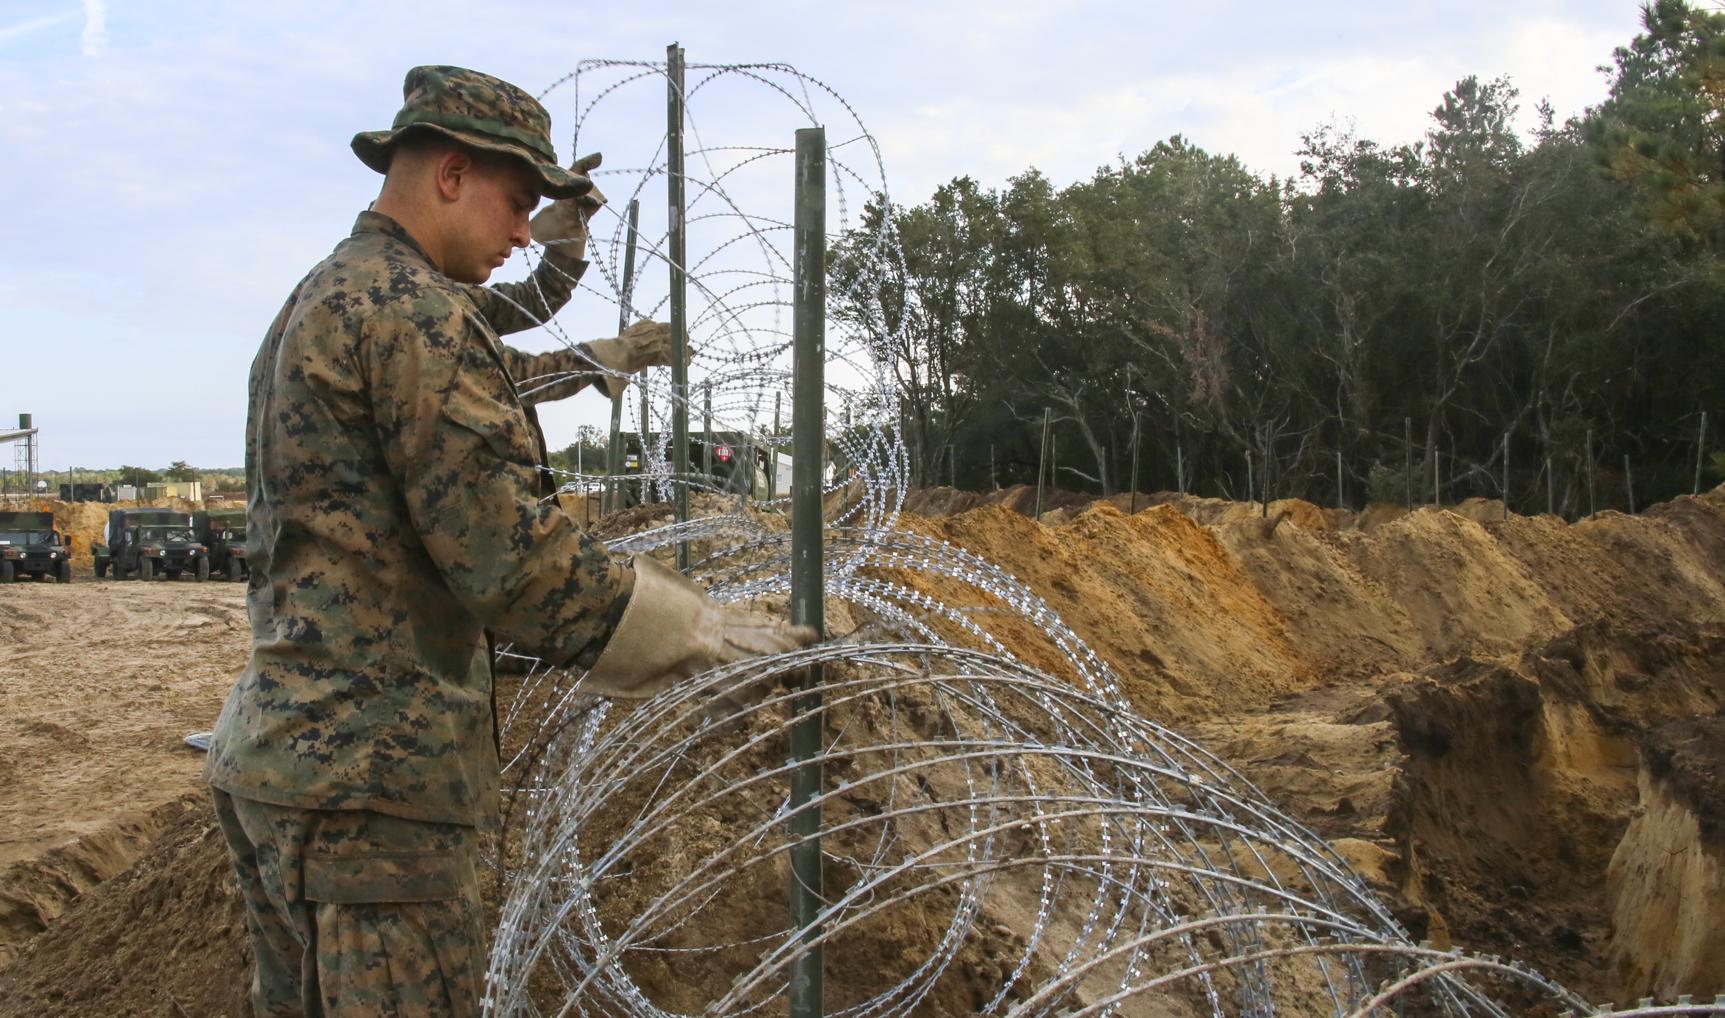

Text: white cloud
xmin=0 ymin=10 xmax=75 ymax=46
xmin=80 ymin=0 xmax=105 ymax=57
xmin=0 ymin=1 xmax=1652 ymax=468
xmin=867 ymin=7 xmax=1632 ymax=200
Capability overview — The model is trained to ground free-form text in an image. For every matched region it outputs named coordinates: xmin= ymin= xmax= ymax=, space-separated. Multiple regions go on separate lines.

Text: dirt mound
xmin=1646 ymin=488 xmax=1725 ymax=575
xmin=1341 ymin=508 xmax=1574 ymax=661
xmin=0 ymin=795 xmax=250 ymax=1018
xmin=0 ymin=804 xmax=179 ymax=968
xmin=899 ymin=485 xmax=995 ymax=516
xmin=1210 ymin=517 xmax=1425 ymax=681
xmin=900 ymin=483 xmax=1180 ymax=521
xmin=904 ymin=503 xmax=1308 ymax=719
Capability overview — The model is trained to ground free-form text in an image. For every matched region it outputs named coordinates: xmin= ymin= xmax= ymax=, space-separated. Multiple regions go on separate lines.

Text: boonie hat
xmin=352 ymin=65 xmax=590 ymax=199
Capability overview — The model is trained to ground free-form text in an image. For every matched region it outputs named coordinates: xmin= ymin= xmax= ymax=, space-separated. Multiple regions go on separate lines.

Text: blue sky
xmin=1 ymin=1 xmax=1644 ymax=471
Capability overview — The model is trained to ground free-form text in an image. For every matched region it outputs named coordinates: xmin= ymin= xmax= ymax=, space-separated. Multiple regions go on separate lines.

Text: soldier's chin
xmin=452 ymin=261 xmax=494 ymax=285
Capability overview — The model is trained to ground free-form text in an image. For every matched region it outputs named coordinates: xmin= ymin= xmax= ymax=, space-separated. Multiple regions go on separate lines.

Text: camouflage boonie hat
xmin=352 ymin=65 xmax=590 ymax=199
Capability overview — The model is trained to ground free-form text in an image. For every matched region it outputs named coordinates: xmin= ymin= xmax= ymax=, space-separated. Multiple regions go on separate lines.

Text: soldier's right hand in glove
xmin=578 ymin=555 xmax=818 ymax=706
xmin=584 ymin=320 xmax=676 ymax=398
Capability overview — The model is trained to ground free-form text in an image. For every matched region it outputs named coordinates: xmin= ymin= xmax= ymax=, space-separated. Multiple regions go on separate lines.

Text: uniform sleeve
xmin=463 ymin=250 xmax=588 ymax=336
xmin=500 ymin=343 xmax=607 ymax=406
xmin=362 ymin=297 xmax=632 ymax=669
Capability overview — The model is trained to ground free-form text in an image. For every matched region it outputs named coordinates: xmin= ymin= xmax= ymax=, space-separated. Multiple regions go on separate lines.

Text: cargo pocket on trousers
xmin=303 ymin=850 xmax=466 ymax=904
xmin=305 ymin=849 xmax=486 ymax=1017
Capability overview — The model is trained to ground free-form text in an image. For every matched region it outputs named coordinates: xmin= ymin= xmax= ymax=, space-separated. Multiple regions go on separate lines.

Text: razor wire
xmin=480 ymin=57 xmax=1706 ymax=1018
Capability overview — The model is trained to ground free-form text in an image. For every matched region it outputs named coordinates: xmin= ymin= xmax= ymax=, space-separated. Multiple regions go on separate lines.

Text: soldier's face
xmin=446 ymin=156 xmax=541 ymax=284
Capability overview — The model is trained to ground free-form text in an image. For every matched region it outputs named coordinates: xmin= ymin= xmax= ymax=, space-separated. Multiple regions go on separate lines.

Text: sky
xmin=0 ymin=0 xmax=1647 ymax=472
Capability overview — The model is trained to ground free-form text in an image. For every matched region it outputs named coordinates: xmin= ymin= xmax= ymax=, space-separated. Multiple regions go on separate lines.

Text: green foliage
xmin=1366 ymin=463 xmax=1415 ymax=507
xmin=547 ymin=426 xmax=611 ymax=478
xmin=164 ymin=460 xmax=199 ymax=481
xmin=117 ymin=465 xmax=160 ymax=487
xmin=1590 ymin=0 xmax=1725 ymax=247
xmin=834 ymin=18 xmax=1725 ymax=513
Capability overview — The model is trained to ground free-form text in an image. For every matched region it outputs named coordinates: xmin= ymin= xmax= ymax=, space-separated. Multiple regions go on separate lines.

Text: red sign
xmin=715 ymin=444 xmax=733 ymax=462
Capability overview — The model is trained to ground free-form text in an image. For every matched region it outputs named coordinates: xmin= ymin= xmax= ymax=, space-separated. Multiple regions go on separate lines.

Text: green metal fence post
xmin=1403 ymin=417 xmax=1412 ymax=509
xmin=606 ymin=198 xmax=641 ymax=514
xmin=1586 ymin=427 xmax=1596 ymax=516
xmin=639 ymin=390 xmax=652 ymax=506
xmin=666 ymin=42 xmax=691 ymax=568
xmin=770 ymin=390 xmax=781 ymax=500
xmin=1503 ymin=431 xmax=1510 ymax=520
xmin=1698 ymin=411 xmax=1709 ymax=495
xmin=1128 ymin=403 xmax=1140 ymax=515
xmin=1034 ymin=407 xmax=1050 ymax=518
xmin=787 ymin=125 xmax=827 ymax=1018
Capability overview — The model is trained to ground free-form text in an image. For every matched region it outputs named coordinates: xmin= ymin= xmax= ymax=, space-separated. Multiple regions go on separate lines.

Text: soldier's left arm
xmin=500 ymin=344 xmax=608 ymax=406
xmin=464 ymin=249 xmax=587 ymax=337
xmin=464 ymin=251 xmax=606 ymax=405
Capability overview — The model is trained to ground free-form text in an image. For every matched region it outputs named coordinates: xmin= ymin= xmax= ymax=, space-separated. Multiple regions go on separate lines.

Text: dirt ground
xmin=0 ymin=580 xmax=246 ymax=971
xmin=2 ymin=488 xmax=1723 ymax=1013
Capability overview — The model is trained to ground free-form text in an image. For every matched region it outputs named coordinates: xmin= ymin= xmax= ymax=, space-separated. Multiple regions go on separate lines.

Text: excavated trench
xmin=2 ymin=488 xmax=1723 ymax=1013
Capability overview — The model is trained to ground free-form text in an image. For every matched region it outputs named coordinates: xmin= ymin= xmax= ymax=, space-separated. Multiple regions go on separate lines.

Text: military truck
xmin=93 ymin=509 xmax=210 ymax=581
xmin=196 ymin=508 xmax=248 ymax=581
xmin=0 ymin=511 xmax=72 ymax=583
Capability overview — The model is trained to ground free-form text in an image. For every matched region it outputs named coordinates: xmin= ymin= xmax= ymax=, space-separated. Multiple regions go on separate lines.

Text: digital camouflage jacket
xmin=205 ymin=211 xmax=634 ymax=826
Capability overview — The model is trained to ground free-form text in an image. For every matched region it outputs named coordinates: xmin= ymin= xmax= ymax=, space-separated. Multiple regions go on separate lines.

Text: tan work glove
xmin=579 ymin=556 xmax=818 ymax=709
xmin=531 ymin=152 xmax=606 ymax=264
xmin=586 ymin=320 xmax=676 ymax=397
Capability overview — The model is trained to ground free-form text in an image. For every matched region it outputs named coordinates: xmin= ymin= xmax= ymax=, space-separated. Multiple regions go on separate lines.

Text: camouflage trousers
xmin=211 ymin=789 xmax=487 ymax=1017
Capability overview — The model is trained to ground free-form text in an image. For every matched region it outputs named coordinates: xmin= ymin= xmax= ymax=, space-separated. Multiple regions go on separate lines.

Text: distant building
xmin=143 ymin=481 xmax=203 ymax=502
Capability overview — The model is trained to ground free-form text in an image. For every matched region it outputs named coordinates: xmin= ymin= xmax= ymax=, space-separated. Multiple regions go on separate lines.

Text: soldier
xmin=204 ymin=66 xmax=813 ymax=1017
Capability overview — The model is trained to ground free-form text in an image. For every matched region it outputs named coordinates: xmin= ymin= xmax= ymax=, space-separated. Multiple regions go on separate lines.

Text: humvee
xmin=93 ymin=508 xmax=210 ymax=581
xmin=0 ymin=511 xmax=72 ymax=583
xmin=196 ymin=508 xmax=249 ymax=581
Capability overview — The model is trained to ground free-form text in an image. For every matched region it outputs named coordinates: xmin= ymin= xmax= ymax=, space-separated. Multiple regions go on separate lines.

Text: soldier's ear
xmin=434 ymin=147 xmax=476 ymax=203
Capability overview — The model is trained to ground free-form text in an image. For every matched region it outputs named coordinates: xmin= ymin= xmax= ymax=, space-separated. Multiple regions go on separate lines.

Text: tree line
xmin=834 ymin=1 xmax=1725 ymax=514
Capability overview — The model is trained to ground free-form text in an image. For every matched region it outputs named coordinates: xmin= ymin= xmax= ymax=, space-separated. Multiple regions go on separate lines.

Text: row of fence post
xmin=999 ymin=409 xmax=1715 ymax=519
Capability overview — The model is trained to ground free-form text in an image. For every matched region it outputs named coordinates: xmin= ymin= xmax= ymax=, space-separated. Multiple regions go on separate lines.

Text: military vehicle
xmin=0 ymin=511 xmax=72 ymax=583
xmin=59 ymin=481 xmax=115 ymax=502
xmin=612 ymin=431 xmax=779 ymax=510
xmin=196 ymin=508 xmax=249 ymax=581
xmin=93 ymin=509 xmax=209 ymax=581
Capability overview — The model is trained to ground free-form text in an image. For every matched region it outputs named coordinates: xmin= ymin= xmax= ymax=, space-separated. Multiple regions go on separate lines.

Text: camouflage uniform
xmin=206 ymin=66 xmax=631 ymax=1017
xmin=212 ymin=788 xmax=486 ymax=1017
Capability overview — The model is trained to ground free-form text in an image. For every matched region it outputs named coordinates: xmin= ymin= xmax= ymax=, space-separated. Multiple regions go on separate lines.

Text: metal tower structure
xmin=0 ymin=414 xmax=39 ymax=497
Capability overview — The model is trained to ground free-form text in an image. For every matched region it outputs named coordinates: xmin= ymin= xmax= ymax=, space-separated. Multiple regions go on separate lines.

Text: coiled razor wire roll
xmin=482 ymin=59 xmax=1715 ymax=1018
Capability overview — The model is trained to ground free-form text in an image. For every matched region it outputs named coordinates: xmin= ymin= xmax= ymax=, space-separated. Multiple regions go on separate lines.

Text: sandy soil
xmin=0 ymin=579 xmax=244 ymax=965
xmin=2 ymin=488 xmax=1724 ymax=1013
